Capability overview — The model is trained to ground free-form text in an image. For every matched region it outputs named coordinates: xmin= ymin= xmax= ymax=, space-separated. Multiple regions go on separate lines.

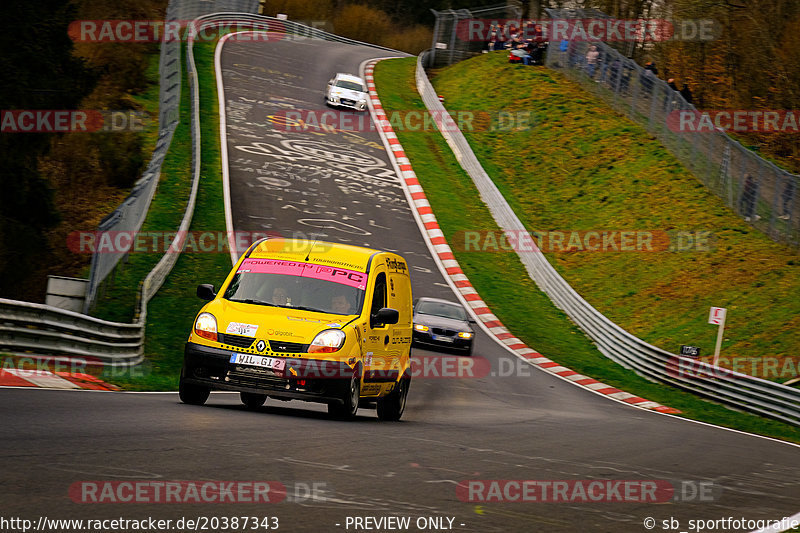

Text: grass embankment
xmin=100 ymin=40 xmax=231 ymax=389
xmin=373 ymin=56 xmax=800 ymax=443
xmin=431 ymin=53 xmax=800 ymax=380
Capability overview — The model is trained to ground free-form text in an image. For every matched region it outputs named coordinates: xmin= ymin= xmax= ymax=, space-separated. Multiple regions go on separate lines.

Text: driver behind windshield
xmin=272 ymin=286 xmax=290 ymax=306
xmin=330 ymin=293 xmax=353 ymax=315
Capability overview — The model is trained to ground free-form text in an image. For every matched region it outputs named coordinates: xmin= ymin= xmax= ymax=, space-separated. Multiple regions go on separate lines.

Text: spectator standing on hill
xmin=739 ymin=174 xmax=759 ymax=221
xmin=555 ymin=39 xmax=569 ymax=67
xmin=486 ymin=24 xmax=497 ymax=51
xmin=667 ymin=78 xmax=678 ymax=91
xmin=496 ymin=24 xmax=507 ymax=50
xmin=664 ymin=78 xmax=679 ymax=109
xmin=532 ymin=23 xmax=544 ymax=44
xmin=680 ymin=83 xmax=693 ymax=104
xmin=780 ymin=178 xmax=795 ymax=220
xmin=608 ymin=58 xmax=621 ymax=86
xmin=585 ymin=45 xmax=599 ymax=77
xmin=509 ymin=32 xmax=524 ymax=50
xmin=531 ymin=41 xmax=546 ymax=65
xmin=641 ymin=61 xmax=658 ymax=94
xmin=568 ymin=40 xmax=580 ymax=68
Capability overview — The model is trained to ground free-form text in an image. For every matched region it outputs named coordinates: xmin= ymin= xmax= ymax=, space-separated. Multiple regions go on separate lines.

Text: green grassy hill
xmin=429 ymin=52 xmax=799 ymax=382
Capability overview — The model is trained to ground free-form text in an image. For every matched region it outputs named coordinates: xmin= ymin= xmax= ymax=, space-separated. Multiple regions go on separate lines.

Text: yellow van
xmin=180 ymin=238 xmax=413 ymax=420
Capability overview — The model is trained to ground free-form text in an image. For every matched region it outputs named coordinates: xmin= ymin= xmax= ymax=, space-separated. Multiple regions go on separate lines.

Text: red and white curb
xmin=0 ymin=369 xmax=119 ymax=391
xmin=363 ymin=59 xmax=679 ymax=415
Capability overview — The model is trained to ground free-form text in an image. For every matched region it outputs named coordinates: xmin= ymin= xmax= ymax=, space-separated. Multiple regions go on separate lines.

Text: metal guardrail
xmin=0 ymin=298 xmax=142 ymax=365
xmin=188 ymin=13 xmax=405 ymax=52
xmin=415 ymin=50 xmax=800 ymax=426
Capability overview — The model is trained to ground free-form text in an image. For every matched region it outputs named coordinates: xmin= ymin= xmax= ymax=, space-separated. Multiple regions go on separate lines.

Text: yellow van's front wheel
xmin=328 ymin=371 xmax=361 ymax=419
xmin=178 ymin=368 xmax=210 ymax=406
xmin=377 ymin=377 xmax=410 ymax=421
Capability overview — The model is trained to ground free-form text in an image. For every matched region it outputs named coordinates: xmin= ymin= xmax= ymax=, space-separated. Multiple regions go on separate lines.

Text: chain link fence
xmin=84 ymin=0 xmax=260 ymax=313
xmin=428 ymin=2 xmax=523 ymax=68
xmin=544 ymin=7 xmax=799 ymax=247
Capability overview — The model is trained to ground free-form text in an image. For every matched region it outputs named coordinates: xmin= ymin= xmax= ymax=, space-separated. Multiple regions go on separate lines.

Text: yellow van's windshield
xmin=223 ymin=259 xmax=365 ymax=315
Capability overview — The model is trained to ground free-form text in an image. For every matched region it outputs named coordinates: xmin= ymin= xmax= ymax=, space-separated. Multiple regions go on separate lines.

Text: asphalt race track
xmin=2 ymin=33 xmax=799 ymax=533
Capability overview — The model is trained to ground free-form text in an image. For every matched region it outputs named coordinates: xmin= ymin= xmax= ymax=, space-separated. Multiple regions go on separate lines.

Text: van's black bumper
xmin=182 ymin=342 xmax=357 ymax=404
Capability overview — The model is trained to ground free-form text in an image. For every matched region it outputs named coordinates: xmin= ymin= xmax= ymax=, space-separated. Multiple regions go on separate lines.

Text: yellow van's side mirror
xmin=196 ymin=284 xmax=216 ymax=301
xmin=371 ymin=307 xmax=399 ymax=328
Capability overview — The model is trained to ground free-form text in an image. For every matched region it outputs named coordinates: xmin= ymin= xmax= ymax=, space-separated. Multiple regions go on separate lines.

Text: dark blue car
xmin=411 ymin=297 xmax=475 ymax=355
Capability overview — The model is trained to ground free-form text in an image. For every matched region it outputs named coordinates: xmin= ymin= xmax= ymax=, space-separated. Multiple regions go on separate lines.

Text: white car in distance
xmin=325 ymin=73 xmax=368 ymax=111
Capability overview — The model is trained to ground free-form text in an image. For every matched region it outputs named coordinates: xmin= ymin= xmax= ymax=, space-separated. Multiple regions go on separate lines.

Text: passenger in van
xmin=330 ymin=293 xmax=353 ymax=315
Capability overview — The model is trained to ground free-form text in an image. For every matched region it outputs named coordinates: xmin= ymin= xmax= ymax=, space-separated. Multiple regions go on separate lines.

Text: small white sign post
xmin=708 ymin=307 xmax=727 ymax=366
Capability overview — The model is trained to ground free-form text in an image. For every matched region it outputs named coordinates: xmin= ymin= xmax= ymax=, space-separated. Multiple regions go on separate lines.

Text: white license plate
xmin=432 ymin=334 xmax=453 ymax=343
xmin=230 ymin=353 xmax=285 ymax=371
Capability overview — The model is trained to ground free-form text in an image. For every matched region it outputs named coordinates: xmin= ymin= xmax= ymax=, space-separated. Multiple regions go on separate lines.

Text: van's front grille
xmin=218 ymin=333 xmax=255 ymax=349
xmin=269 ymin=340 xmax=306 ymax=353
xmin=227 ymin=366 xmax=288 ymax=389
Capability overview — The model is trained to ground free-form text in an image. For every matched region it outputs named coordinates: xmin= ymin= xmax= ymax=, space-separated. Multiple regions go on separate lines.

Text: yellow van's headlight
xmin=308 ymin=329 xmax=346 ymax=354
xmin=194 ymin=312 xmax=218 ymax=342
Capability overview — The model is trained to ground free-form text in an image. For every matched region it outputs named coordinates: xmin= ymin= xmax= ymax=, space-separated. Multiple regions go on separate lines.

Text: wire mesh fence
xmin=544 ymin=7 xmax=799 ymax=247
xmin=428 ymin=2 xmax=523 ymax=68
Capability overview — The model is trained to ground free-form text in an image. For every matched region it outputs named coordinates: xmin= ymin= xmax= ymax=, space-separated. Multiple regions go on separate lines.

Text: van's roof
xmin=248 ymin=238 xmax=380 ymax=272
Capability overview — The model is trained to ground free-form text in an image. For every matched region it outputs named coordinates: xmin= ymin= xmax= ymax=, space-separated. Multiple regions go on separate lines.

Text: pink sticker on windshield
xmin=238 ymin=259 xmax=367 ymax=290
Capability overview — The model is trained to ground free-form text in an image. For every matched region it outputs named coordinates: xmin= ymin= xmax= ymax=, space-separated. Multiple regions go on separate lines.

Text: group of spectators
xmin=581 ymin=48 xmax=796 ymax=223
xmin=584 ymin=48 xmax=696 ymax=106
xmin=488 ymin=27 xmax=697 ymax=107
xmin=483 ymin=28 xmax=796 ymax=225
xmin=486 ymin=23 xmax=548 ymax=66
